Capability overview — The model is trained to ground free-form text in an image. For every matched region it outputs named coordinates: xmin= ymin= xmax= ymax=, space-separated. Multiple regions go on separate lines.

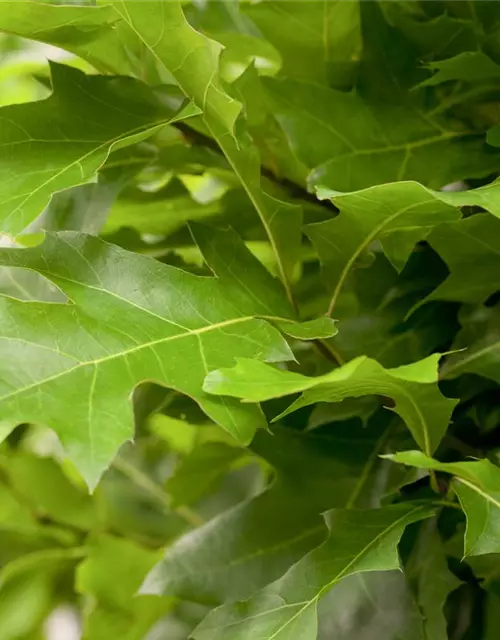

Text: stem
xmin=313 ymin=338 xmax=344 ymax=366
xmin=112 ymin=456 xmax=204 ymax=528
xmin=434 ymin=499 xmax=462 ymax=511
xmin=173 ymin=122 xmax=336 ymax=213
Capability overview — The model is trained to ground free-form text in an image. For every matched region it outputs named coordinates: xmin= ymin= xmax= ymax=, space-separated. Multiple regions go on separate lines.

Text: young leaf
xmin=204 ymin=354 xmax=457 ymax=455
xmin=0 ymin=228 xmax=300 ymax=487
xmin=192 ymin=505 xmax=433 ymax=640
xmin=0 ymin=63 xmax=197 ymax=234
xmin=388 ymin=451 xmax=500 ymax=556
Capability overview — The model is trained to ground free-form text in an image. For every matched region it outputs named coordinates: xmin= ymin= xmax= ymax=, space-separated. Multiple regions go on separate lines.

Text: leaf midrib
xmin=327 ymin=197 xmax=436 ymax=315
xmin=207 ymin=506 xmax=426 ymax=638
xmin=443 ymin=340 xmax=500 ymax=378
xmin=0 ymin=315 xmax=254 ymax=404
xmin=1 ymin=117 xmax=168 ymax=230
xmin=114 ymin=2 xmax=296 ymax=304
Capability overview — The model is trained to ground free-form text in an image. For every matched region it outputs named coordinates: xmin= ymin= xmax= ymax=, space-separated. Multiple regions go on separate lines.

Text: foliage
xmin=0 ymin=1 xmax=500 ymax=638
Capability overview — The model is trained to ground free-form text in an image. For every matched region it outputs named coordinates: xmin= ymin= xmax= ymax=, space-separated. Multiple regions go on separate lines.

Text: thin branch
xmin=173 ymin=122 xmax=337 ymax=213
xmin=112 ymin=455 xmax=204 ymax=528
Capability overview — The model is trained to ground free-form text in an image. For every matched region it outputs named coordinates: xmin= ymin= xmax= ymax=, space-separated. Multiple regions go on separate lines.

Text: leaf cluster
xmin=0 ymin=1 xmax=500 ymax=638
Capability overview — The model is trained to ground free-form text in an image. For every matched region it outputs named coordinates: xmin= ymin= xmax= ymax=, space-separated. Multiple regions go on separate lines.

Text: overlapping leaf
xmin=0 ymin=63 xmax=197 ymax=234
xmin=113 ymin=0 xmax=302 ymax=300
xmin=442 ymin=304 xmax=500 ymax=385
xmin=204 ymin=354 xmax=457 ymax=455
xmin=0 ymin=1 xmax=134 ymax=75
xmin=265 ymin=79 xmax=499 ymax=192
xmin=426 ymin=213 xmax=500 ymax=305
xmin=143 ymin=419 xmax=413 ymax=604
xmin=243 ymin=0 xmax=361 ymax=88
xmin=0 ymin=225 xmax=339 ymax=487
xmin=308 ymin=181 xmax=500 ymax=315
xmin=192 ymin=505 xmax=433 ymax=640
xmin=388 ymin=451 xmax=500 ymax=556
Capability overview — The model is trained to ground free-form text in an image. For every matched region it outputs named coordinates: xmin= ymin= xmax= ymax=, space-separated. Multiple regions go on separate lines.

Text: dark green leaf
xmin=192 ymin=505 xmax=433 ymax=640
xmin=388 ymin=451 xmax=500 ymax=556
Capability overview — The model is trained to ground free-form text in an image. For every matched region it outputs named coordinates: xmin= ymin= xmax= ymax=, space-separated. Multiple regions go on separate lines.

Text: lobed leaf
xmin=204 ymin=354 xmax=457 ymax=455
xmin=0 ymin=63 xmax=198 ymax=235
xmin=388 ymin=451 xmax=500 ymax=556
xmin=191 ymin=505 xmax=434 ymax=640
xmin=0 ymin=225 xmax=326 ymax=487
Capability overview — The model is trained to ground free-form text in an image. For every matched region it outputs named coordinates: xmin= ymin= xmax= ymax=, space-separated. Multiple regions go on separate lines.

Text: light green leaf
xmin=114 ymin=0 xmax=302 ymax=300
xmin=76 ymin=534 xmax=169 ymax=640
xmin=192 ymin=505 xmax=433 ymax=640
xmin=114 ymin=1 xmax=241 ymax=138
xmin=0 ymin=453 xmax=95 ymax=530
xmin=419 ymin=51 xmax=500 ymax=87
xmin=103 ymin=178 xmax=221 ymax=237
xmin=0 ymin=1 xmax=135 ymax=75
xmin=0 ymin=227 xmax=299 ymax=486
xmin=0 ymin=63 xmax=197 ymax=234
xmin=204 ymin=354 xmax=457 ymax=455
xmin=387 ymin=451 xmax=500 ymax=556
xmin=0 ymin=547 xmax=83 ymax=640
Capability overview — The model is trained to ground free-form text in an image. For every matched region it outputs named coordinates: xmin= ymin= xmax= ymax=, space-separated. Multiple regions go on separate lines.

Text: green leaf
xmin=404 ymin=520 xmax=460 ymax=639
xmin=0 ymin=1 xmax=136 ymax=75
xmin=166 ymin=442 xmax=246 ymax=508
xmin=264 ymin=79 xmax=499 ymax=191
xmin=312 ymin=247 xmax=455 ymax=367
xmin=114 ymin=0 xmax=241 ymax=138
xmin=0 ymin=547 xmax=82 ymax=640
xmin=76 ymin=534 xmax=169 ymax=640
xmin=0 ymin=63 xmax=197 ymax=234
xmin=0 ymin=227 xmax=299 ymax=486
xmin=317 ymin=571 xmax=426 ymax=640
xmin=204 ymin=354 xmax=457 ymax=455
xmin=441 ymin=304 xmax=500 ymax=384
xmin=103 ymin=178 xmax=221 ymax=237
xmin=419 ymin=51 xmax=500 ymax=87
xmin=191 ymin=505 xmax=433 ymax=640
xmin=426 ymin=213 xmax=500 ymax=304
xmin=114 ymin=1 xmax=302 ymax=299
xmin=243 ymin=0 xmax=361 ymax=88
xmin=307 ymin=181 xmax=462 ymax=315
xmin=0 ymin=453 xmax=95 ymax=530
xmin=143 ymin=419 xmax=411 ymax=604
xmin=387 ymin=451 xmax=500 ymax=556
